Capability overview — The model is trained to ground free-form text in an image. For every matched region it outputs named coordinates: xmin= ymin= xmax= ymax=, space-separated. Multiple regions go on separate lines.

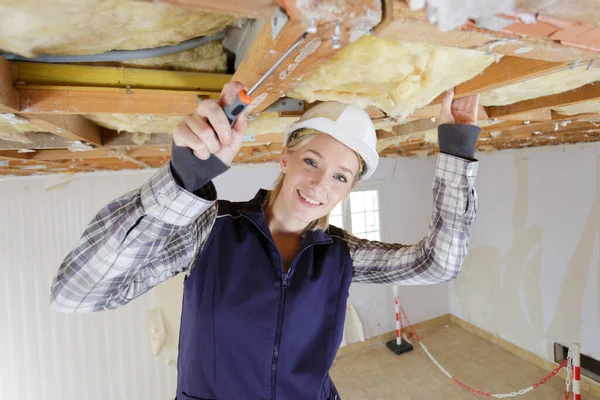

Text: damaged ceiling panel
xmin=2 ymin=0 xmax=600 ymax=177
xmin=480 ymin=65 xmax=600 ymax=106
xmin=0 ymin=0 xmax=237 ymax=72
xmin=288 ymin=35 xmax=496 ymax=120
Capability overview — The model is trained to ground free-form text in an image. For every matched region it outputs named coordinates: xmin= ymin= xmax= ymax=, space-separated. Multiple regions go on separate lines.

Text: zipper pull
xmin=282 ymin=273 xmax=289 ymax=289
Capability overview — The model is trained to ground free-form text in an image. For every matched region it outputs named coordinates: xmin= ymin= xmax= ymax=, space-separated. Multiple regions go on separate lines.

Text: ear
xmin=280 ymin=147 xmax=289 ymax=173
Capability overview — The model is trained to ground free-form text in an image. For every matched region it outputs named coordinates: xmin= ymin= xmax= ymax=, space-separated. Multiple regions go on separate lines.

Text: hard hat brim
xmin=286 ymin=117 xmax=379 ymax=180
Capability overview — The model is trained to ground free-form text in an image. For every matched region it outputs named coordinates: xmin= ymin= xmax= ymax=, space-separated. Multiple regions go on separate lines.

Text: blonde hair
xmin=264 ymin=130 xmax=363 ymax=232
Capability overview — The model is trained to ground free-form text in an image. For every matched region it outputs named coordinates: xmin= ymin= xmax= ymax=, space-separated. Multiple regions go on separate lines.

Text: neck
xmin=265 ymin=197 xmax=308 ymax=238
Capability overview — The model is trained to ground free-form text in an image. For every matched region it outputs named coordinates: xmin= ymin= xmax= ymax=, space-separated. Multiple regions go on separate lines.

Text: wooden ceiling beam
xmin=18 ymin=86 xmax=201 ymax=115
xmin=486 ymin=83 xmax=600 ymax=119
xmin=0 ymin=56 xmax=19 ymax=112
xmin=14 ymin=62 xmax=230 ymax=93
xmin=231 ymin=0 xmax=382 ymax=113
xmin=429 ymin=57 xmax=572 ymax=104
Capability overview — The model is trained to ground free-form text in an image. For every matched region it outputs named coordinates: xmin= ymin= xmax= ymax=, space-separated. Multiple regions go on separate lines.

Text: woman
xmin=51 ymin=82 xmax=481 ymax=400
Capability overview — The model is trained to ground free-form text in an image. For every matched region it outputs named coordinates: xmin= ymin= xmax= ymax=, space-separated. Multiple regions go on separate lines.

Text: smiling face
xmin=277 ymin=133 xmax=361 ymax=227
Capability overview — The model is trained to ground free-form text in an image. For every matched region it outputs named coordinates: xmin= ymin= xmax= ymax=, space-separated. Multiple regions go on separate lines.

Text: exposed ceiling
xmin=1 ymin=0 xmax=599 ymax=177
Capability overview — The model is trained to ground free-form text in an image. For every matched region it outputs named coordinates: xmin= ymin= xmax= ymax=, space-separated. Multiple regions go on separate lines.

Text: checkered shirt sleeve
xmin=51 ymin=164 xmax=217 ymax=312
xmin=348 ymin=154 xmax=478 ymax=285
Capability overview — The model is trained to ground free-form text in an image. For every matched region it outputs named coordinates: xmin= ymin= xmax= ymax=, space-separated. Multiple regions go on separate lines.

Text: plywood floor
xmin=331 ymin=322 xmax=600 ymax=400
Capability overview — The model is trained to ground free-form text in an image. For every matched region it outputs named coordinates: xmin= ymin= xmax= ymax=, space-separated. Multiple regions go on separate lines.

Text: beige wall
xmin=450 ymin=144 xmax=600 ymax=362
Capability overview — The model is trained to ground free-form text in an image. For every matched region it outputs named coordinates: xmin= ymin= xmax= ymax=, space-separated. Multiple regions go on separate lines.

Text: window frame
xmin=333 ymin=179 xmax=386 ymax=242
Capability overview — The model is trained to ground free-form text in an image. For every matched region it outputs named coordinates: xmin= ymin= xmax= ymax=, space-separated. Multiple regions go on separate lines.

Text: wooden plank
xmin=14 ymin=62 xmax=230 ymax=93
xmin=136 ymin=0 xmax=278 ymax=19
xmin=377 ymin=118 xmax=438 ymax=139
xmin=410 ymin=104 xmax=489 ymax=120
xmin=32 ymin=148 xmax=116 ymax=161
xmin=18 ymin=86 xmax=201 ymax=115
xmin=232 ymin=0 xmax=382 ymax=113
xmin=0 ymin=57 xmax=19 ymax=112
xmin=27 ymin=114 xmax=103 ymax=145
xmin=376 ymin=1 xmax=599 ymax=63
xmin=0 ymin=132 xmax=70 ymax=150
xmin=429 ymin=57 xmax=571 ymax=104
xmin=486 ymin=83 xmax=600 ymax=119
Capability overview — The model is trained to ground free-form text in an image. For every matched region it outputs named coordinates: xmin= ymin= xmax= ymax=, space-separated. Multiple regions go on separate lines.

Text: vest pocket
xmin=180 ymin=392 xmax=215 ymax=400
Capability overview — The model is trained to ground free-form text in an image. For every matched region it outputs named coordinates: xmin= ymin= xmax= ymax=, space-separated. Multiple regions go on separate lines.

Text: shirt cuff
xmin=170 ymin=142 xmax=229 ymax=198
xmin=141 ymin=163 xmax=216 ymax=226
xmin=438 ymin=124 xmax=481 ymax=161
xmin=435 ymin=153 xmax=479 ymax=187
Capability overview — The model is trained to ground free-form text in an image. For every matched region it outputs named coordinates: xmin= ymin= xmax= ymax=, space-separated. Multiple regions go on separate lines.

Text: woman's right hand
xmin=173 ymin=81 xmax=248 ymax=167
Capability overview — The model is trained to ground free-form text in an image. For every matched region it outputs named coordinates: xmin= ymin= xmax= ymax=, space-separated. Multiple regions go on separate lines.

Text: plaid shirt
xmin=51 ymin=153 xmax=478 ymax=312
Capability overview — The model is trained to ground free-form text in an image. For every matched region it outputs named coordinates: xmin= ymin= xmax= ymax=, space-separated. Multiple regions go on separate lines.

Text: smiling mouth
xmin=297 ymin=189 xmax=323 ymax=206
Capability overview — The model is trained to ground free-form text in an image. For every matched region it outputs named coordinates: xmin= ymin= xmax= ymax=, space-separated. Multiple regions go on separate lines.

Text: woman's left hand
xmin=439 ymin=88 xmax=480 ymax=125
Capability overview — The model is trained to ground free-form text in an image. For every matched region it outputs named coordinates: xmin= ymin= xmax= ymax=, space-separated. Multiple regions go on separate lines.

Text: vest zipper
xmin=240 ymin=214 xmax=330 ymax=400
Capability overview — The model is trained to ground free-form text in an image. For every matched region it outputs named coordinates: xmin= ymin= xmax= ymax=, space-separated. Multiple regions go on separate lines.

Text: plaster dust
xmin=424 ymin=0 xmax=514 ymax=31
xmin=288 ymin=35 xmax=495 ymax=120
xmin=480 ymin=65 xmax=600 ymax=106
xmin=0 ymin=0 xmax=236 ymax=71
xmin=0 ymin=113 xmax=45 ymax=143
xmin=452 ymin=153 xmax=600 ymax=361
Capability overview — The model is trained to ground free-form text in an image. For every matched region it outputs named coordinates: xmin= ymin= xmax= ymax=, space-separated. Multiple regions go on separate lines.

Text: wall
xmin=0 ymin=156 xmax=448 ymax=400
xmin=450 ymin=144 xmax=600 ymax=362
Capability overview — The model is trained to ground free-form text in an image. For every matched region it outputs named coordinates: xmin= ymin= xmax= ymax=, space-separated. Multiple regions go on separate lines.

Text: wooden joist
xmin=18 ymin=86 xmax=201 ymax=115
xmin=486 ymin=83 xmax=600 ymax=119
xmin=0 ymin=57 xmax=19 ymax=112
xmin=429 ymin=57 xmax=572 ymax=104
xmin=14 ymin=62 xmax=230 ymax=93
xmin=232 ymin=0 xmax=382 ymax=113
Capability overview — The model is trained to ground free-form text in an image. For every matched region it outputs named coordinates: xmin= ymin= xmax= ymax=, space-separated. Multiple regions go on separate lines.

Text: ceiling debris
xmin=0 ymin=0 xmax=237 ymax=71
xmin=0 ymin=113 xmax=45 ymax=143
xmin=288 ymin=35 xmax=496 ymax=120
xmin=480 ymin=65 xmax=600 ymax=106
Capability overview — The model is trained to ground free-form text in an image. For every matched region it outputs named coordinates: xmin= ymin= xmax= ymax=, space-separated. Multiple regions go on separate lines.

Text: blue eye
xmin=304 ymin=158 xmax=317 ymax=167
xmin=335 ymin=174 xmax=348 ymax=183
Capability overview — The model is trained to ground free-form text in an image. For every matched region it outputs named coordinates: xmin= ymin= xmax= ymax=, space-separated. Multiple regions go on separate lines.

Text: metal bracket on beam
xmin=264 ymin=98 xmax=305 ymax=113
xmin=271 ymin=8 xmax=289 ymax=41
xmin=242 ymin=134 xmax=256 ymax=143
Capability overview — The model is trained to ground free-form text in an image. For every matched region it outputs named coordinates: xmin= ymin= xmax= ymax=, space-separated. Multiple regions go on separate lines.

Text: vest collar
xmin=239 ymin=189 xmax=333 ymax=246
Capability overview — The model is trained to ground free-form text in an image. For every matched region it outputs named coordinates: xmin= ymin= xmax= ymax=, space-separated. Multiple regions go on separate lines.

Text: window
xmin=329 ymin=181 xmax=385 ymax=241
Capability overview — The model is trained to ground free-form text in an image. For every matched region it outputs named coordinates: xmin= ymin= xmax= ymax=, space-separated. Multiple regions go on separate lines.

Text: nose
xmin=310 ymin=169 xmax=328 ymax=188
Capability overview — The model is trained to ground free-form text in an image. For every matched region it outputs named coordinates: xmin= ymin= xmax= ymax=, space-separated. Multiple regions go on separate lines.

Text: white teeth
xmin=298 ymin=190 xmax=320 ymax=205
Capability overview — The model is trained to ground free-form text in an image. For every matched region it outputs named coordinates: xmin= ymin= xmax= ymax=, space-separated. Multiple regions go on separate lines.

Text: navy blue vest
xmin=176 ymin=190 xmax=352 ymax=400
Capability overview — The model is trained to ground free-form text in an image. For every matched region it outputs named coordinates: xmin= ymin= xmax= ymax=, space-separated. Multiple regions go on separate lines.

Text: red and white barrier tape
xmin=397 ymin=304 xmax=575 ymax=398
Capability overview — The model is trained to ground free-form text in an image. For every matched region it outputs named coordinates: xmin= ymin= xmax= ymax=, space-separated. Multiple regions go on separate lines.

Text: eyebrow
xmin=306 ymin=149 xmax=355 ymax=176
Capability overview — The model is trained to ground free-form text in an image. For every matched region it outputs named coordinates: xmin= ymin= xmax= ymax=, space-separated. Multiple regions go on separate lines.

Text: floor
xmin=331 ymin=322 xmax=600 ymax=400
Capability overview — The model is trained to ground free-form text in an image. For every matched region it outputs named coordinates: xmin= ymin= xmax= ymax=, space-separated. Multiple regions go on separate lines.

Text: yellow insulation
xmin=554 ymin=99 xmax=600 ymax=116
xmin=0 ymin=0 xmax=236 ymax=71
xmin=0 ymin=114 xmax=45 ymax=143
xmin=288 ymin=35 xmax=495 ymax=119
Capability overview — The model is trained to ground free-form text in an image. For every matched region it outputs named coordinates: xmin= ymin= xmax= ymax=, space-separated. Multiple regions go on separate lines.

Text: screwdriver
xmin=223 ymin=30 xmax=312 ymax=126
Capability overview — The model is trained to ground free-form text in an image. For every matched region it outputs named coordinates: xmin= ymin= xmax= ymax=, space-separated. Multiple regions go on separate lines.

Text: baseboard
xmin=448 ymin=314 xmax=600 ymax=398
xmin=335 ymin=314 xmax=451 ymax=359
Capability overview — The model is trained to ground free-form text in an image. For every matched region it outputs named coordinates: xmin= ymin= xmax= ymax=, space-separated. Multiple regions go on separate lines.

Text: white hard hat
xmin=285 ymin=101 xmax=379 ymax=180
